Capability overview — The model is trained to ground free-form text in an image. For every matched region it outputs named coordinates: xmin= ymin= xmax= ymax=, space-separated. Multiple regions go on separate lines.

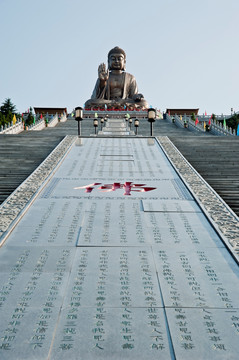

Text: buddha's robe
xmin=91 ymin=72 xmax=138 ymax=101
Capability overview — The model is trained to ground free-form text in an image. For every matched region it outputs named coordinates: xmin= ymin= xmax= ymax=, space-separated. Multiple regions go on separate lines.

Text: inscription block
xmin=50 ymin=307 xmax=171 ymax=360
xmin=0 ymin=247 xmax=76 ymax=359
xmin=77 ymin=200 xmax=149 ymax=246
xmin=62 ymin=247 xmax=163 ymax=308
xmin=5 ymin=200 xmax=84 ymax=247
xmin=144 ymin=211 xmax=224 ymax=247
xmin=0 ymin=307 xmax=57 ymax=359
xmin=47 ymin=137 xmax=179 ymax=180
xmin=142 ymin=199 xmax=201 ymax=213
xmin=166 ymin=308 xmax=239 ymax=360
xmin=153 ymin=247 xmax=239 ymax=308
xmin=0 ymin=246 xmax=75 ymax=273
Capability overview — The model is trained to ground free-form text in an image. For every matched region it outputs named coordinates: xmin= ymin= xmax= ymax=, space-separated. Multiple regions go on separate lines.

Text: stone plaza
xmin=0 ymin=116 xmax=238 ymax=359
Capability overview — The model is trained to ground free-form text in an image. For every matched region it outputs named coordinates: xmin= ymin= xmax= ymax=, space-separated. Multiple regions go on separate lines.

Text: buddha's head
xmin=108 ymin=46 xmax=126 ymax=71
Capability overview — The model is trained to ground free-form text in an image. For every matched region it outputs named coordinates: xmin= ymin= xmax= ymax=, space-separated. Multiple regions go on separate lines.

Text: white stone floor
xmin=0 ymin=137 xmax=238 ymax=360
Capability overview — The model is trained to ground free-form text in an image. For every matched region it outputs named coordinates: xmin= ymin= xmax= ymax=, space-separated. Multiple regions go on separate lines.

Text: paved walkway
xmin=0 ymin=116 xmax=219 ymax=205
xmin=0 ymin=136 xmax=238 ymax=359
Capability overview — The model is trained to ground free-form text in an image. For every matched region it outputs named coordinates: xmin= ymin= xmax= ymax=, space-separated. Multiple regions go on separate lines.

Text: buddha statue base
xmin=84 ymin=98 xmax=148 ymax=111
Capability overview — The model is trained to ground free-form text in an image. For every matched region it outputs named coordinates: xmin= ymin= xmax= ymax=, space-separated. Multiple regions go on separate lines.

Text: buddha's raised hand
xmin=98 ymin=63 xmax=109 ymax=82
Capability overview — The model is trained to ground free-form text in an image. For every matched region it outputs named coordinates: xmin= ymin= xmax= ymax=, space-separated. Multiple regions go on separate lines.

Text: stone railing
xmin=59 ymin=113 xmax=67 ymax=122
xmin=210 ymin=120 xmax=235 ymax=136
xmin=29 ymin=113 xmax=67 ymax=130
xmin=28 ymin=118 xmax=46 ymax=131
xmin=0 ymin=112 xmax=67 ymax=134
xmin=0 ymin=121 xmax=24 ymax=134
xmin=47 ymin=113 xmax=59 ymax=127
xmin=166 ymin=113 xmax=236 ymax=136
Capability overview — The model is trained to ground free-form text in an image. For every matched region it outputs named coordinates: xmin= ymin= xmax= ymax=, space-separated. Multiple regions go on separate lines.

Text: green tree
xmin=226 ymin=114 xmax=239 ymax=130
xmin=0 ymin=98 xmax=18 ymax=128
xmin=212 ymin=113 xmax=216 ymax=122
xmin=0 ymin=112 xmax=6 ymax=127
xmin=0 ymin=98 xmax=17 ymax=116
xmin=191 ymin=113 xmax=196 ymax=122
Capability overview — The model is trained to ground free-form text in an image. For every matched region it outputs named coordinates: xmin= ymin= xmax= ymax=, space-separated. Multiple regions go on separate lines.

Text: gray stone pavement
xmin=0 ymin=135 xmax=238 ymax=359
xmin=1 ymin=117 xmax=239 ymax=219
xmin=0 ymin=117 xmax=205 ymax=204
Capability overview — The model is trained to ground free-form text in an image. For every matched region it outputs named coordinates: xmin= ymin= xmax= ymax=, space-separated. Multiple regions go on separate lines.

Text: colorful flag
xmin=95 ymin=112 xmax=98 ymax=118
xmin=12 ymin=114 xmax=17 ymax=125
xmin=237 ymin=124 xmax=239 ymax=136
xmin=208 ymin=114 xmax=212 ymax=125
xmin=33 ymin=116 xmax=36 ymax=124
xmin=223 ymin=118 xmax=226 ymax=130
xmin=195 ymin=117 xmax=199 ymax=126
xmin=180 ymin=115 xmax=182 ymax=121
xmin=204 ymin=121 xmax=206 ymax=130
xmin=168 ymin=110 xmax=171 ymax=116
xmin=205 ymin=110 xmax=207 ymax=116
xmin=40 ymin=114 xmax=43 ymax=119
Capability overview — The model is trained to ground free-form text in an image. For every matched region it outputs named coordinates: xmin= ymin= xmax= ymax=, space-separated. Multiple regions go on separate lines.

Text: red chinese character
xmin=74 ymin=182 xmax=156 ymax=196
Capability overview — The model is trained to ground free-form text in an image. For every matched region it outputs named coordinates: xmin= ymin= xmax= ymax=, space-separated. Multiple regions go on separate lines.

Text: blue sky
xmin=0 ymin=0 xmax=238 ymax=115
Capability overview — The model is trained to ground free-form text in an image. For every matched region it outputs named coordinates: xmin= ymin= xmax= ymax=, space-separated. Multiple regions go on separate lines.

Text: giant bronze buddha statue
xmin=85 ymin=46 xmax=148 ymax=109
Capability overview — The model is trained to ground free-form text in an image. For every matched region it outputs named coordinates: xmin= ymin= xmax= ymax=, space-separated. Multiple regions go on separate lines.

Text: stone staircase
xmin=169 ymin=136 xmax=239 ymax=215
xmin=98 ymin=118 xmax=134 ymax=135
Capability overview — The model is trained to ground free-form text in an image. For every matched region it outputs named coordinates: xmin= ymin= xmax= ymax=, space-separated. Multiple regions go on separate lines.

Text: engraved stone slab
xmin=0 ymin=247 xmax=76 ymax=359
xmin=50 ymin=307 xmax=171 ymax=360
xmin=6 ymin=225 xmax=80 ymax=247
xmin=144 ymin=211 xmax=224 ymax=248
xmin=0 ymin=246 xmax=76 ymax=310
xmin=0 ymin=272 xmax=69 ymax=308
xmin=153 ymin=247 xmax=239 ymax=308
xmin=142 ymin=199 xmax=201 ymax=213
xmin=77 ymin=200 xmax=149 ymax=246
xmin=51 ymin=137 xmax=178 ymax=180
xmin=166 ymin=308 xmax=239 ymax=359
xmin=0 ymin=307 xmax=57 ymax=358
xmin=0 ymin=246 xmax=75 ymax=274
xmin=62 ymin=247 xmax=163 ymax=308
xmin=5 ymin=200 xmax=85 ymax=247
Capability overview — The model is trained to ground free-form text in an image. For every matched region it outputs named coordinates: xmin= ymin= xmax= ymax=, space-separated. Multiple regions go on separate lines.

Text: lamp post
xmin=148 ymin=108 xmax=156 ymax=136
xmin=75 ymin=106 xmax=83 ymax=136
xmin=134 ymin=118 xmax=139 ymax=135
xmin=94 ymin=118 xmax=98 ymax=135
xmin=129 ymin=118 xmax=132 ymax=130
xmin=100 ymin=117 xmax=104 ymax=131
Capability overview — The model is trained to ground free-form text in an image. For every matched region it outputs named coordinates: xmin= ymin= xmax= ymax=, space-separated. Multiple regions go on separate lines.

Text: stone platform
xmin=98 ymin=118 xmax=133 ymax=135
xmin=0 ymin=136 xmax=238 ymax=359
